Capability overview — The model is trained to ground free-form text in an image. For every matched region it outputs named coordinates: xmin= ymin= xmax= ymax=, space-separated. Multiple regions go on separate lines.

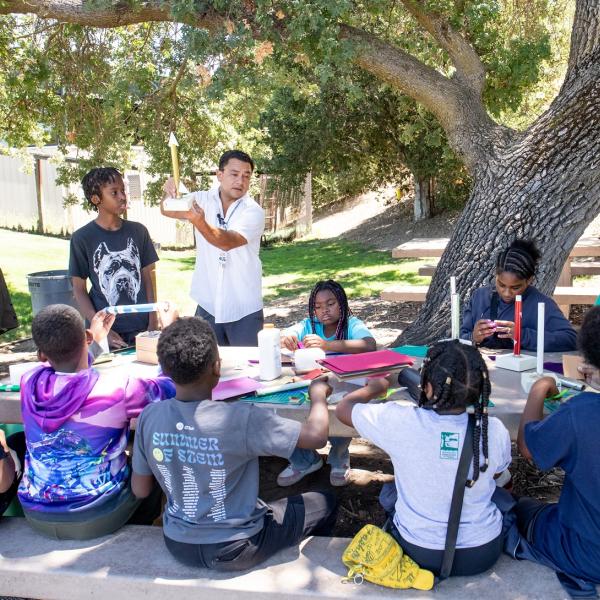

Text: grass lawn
xmin=1 ymin=228 xmax=429 ymax=342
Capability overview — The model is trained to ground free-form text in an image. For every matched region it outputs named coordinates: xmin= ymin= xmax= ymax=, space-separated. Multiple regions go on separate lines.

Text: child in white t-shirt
xmin=336 ymin=340 xmax=512 ymax=577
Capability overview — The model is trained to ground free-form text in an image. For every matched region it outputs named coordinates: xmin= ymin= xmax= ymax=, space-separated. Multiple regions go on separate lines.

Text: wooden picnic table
xmin=391 ymin=236 xmax=600 ymax=313
xmin=0 ymin=347 xmax=578 ymax=440
xmin=393 ymin=235 xmax=600 ymax=266
xmin=391 ymin=237 xmax=450 ymax=259
xmin=0 ymin=347 xmax=358 ymax=437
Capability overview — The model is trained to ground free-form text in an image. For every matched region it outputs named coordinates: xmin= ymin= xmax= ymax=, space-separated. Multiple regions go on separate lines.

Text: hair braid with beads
xmin=419 ymin=340 xmax=492 ymax=486
xmin=308 ymin=280 xmax=351 ymax=340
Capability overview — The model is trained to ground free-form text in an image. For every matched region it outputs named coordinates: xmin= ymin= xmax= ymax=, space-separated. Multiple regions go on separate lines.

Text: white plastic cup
xmin=258 ymin=324 xmax=282 ymax=381
xmin=294 ymin=348 xmax=326 ymax=373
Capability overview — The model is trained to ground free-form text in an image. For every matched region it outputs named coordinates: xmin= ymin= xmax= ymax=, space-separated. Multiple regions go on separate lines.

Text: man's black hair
xmin=81 ymin=167 xmax=123 ymax=212
xmin=157 ymin=317 xmax=218 ymax=385
xmin=419 ymin=340 xmax=491 ymax=486
xmin=308 ymin=279 xmax=351 ymax=340
xmin=579 ymin=306 xmax=600 ymax=369
xmin=218 ymin=150 xmax=254 ymax=172
xmin=31 ymin=304 xmax=86 ymax=364
xmin=496 ymin=239 xmax=541 ymax=281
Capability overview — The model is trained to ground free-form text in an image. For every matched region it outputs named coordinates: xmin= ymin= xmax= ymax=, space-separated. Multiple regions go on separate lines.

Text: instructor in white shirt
xmin=161 ymin=150 xmax=265 ymax=345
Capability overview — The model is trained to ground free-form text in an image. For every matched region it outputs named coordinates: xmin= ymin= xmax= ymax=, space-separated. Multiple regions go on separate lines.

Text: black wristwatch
xmin=0 ymin=445 xmax=9 ymax=461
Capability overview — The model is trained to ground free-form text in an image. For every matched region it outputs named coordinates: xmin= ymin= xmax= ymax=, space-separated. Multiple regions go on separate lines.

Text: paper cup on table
xmin=9 ymin=361 xmax=42 ymax=386
xmin=294 ymin=348 xmax=326 ymax=373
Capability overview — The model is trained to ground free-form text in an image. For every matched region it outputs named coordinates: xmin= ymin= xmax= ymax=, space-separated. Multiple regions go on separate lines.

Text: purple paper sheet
xmin=212 ymin=377 xmax=263 ymax=401
xmin=543 ymin=362 xmax=564 ymax=375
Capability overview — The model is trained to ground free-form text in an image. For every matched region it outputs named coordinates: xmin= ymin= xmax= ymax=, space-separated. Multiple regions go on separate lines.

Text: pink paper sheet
xmin=318 ymin=349 xmax=414 ymax=374
xmin=212 ymin=377 xmax=263 ymax=401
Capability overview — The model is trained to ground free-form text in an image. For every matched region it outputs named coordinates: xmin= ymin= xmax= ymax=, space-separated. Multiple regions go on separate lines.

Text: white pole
xmin=450 ymin=276 xmax=459 ymax=339
xmin=451 ymin=293 xmax=460 ymax=340
xmin=536 ymin=302 xmax=545 ymax=375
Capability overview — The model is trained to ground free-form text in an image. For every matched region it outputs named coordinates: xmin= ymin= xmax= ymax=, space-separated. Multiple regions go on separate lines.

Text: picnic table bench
xmin=389 ymin=237 xmax=600 ymax=315
xmin=0 ymin=518 xmax=587 ymax=600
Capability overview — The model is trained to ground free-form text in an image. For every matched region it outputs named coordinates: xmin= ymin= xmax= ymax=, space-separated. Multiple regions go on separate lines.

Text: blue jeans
xmin=165 ymin=492 xmax=337 ymax=571
xmin=289 ymin=437 xmax=351 ymax=470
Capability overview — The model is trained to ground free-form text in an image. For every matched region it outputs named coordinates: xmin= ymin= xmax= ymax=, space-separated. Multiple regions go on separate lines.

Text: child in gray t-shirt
xmin=132 ymin=317 xmax=337 ymax=571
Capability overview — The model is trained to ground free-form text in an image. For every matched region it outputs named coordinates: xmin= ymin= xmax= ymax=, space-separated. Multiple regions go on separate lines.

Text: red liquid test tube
xmin=514 ymin=295 xmax=522 ymax=356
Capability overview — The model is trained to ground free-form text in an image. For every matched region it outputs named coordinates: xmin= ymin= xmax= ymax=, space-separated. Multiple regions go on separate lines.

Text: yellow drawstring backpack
xmin=342 ymin=524 xmax=434 ymax=590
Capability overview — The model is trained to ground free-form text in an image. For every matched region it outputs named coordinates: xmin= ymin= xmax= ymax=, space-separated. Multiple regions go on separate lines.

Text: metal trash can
xmin=27 ymin=270 xmax=77 ymax=316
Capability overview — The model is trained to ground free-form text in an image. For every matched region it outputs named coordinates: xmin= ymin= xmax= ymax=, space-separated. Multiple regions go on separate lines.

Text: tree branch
xmin=165 ymin=43 xmax=192 ymax=99
xmin=0 ymin=1 xmax=224 ymax=32
xmin=341 ymin=24 xmax=503 ymax=171
xmin=1 ymin=0 xmax=511 ymax=172
xmin=563 ymin=0 xmax=600 ymax=85
xmin=399 ymin=0 xmax=486 ymax=94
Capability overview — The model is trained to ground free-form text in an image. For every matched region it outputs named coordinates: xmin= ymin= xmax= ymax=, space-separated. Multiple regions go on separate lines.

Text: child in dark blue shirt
xmin=516 ymin=306 xmax=600 ymax=597
xmin=460 ymin=240 xmax=576 ymax=352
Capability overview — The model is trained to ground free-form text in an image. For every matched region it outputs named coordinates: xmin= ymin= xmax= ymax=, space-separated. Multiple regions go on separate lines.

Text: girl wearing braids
xmin=337 ymin=340 xmax=512 ymax=577
xmin=279 ymin=280 xmax=377 ymax=486
xmin=460 ymin=239 xmax=576 ymax=351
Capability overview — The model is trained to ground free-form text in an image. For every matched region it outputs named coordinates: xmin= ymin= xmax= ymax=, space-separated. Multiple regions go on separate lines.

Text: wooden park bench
xmin=0 ymin=518 xmax=588 ymax=600
xmin=390 ymin=237 xmax=600 ymax=316
xmin=419 ymin=261 xmax=600 ymax=279
xmin=382 ymin=285 xmax=600 ymax=317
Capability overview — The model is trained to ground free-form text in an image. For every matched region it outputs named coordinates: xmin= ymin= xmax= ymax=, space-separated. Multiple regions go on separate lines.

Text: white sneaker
xmin=330 ymin=466 xmax=351 ymax=487
xmin=276 ymin=458 xmax=324 ymax=486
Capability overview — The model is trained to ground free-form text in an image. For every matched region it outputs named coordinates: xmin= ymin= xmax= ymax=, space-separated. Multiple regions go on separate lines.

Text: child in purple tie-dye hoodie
xmin=17 ymin=304 xmax=176 ymax=540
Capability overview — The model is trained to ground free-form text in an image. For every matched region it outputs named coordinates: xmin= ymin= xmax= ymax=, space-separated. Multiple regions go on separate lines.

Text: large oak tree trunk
xmin=1 ymin=1 xmax=599 ymax=346
xmin=399 ymin=46 xmax=600 ymax=344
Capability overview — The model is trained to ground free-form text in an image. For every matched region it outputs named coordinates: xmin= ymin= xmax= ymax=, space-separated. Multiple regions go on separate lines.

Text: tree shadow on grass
xmin=162 ymin=255 xmax=196 ymax=271
xmin=161 ymin=238 xmax=427 ymax=303
xmin=264 ymin=270 xmax=425 ymax=300
xmin=261 ymin=239 xmax=387 ymax=277
xmin=261 ymin=240 xmax=427 ymax=300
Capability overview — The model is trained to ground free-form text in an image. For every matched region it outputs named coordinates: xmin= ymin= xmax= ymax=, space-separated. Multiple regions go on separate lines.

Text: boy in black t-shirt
xmin=69 ymin=167 xmax=159 ymax=348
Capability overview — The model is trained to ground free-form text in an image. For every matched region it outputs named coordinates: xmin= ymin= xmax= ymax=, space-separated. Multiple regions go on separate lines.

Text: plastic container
xmin=257 ymin=324 xmax=282 ymax=381
xmin=294 ymin=347 xmax=326 ymax=373
xmin=27 ymin=270 xmax=77 ymax=316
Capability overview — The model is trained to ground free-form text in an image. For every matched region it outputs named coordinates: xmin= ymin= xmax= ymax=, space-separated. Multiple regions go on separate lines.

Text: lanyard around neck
xmin=217 ymin=199 xmax=242 ymax=230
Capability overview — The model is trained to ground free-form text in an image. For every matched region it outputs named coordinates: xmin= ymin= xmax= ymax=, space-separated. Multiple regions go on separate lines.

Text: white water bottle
xmin=258 ymin=323 xmax=282 ymax=381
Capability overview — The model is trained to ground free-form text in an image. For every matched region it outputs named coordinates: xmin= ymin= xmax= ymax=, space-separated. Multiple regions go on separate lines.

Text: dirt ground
xmin=258 ymin=441 xmax=563 ymax=537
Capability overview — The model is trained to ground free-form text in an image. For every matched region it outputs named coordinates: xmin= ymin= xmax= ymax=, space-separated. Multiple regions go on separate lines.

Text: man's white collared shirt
xmin=189 ymin=187 xmax=265 ymax=323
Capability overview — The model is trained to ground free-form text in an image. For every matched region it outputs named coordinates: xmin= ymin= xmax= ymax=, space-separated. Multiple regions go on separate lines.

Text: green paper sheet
xmin=391 ymin=345 xmax=429 ymax=358
xmin=242 ymin=390 xmax=308 ymax=405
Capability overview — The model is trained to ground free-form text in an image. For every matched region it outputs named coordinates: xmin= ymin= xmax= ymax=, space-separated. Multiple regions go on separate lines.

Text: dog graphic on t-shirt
xmin=93 ymin=238 xmax=141 ymax=306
